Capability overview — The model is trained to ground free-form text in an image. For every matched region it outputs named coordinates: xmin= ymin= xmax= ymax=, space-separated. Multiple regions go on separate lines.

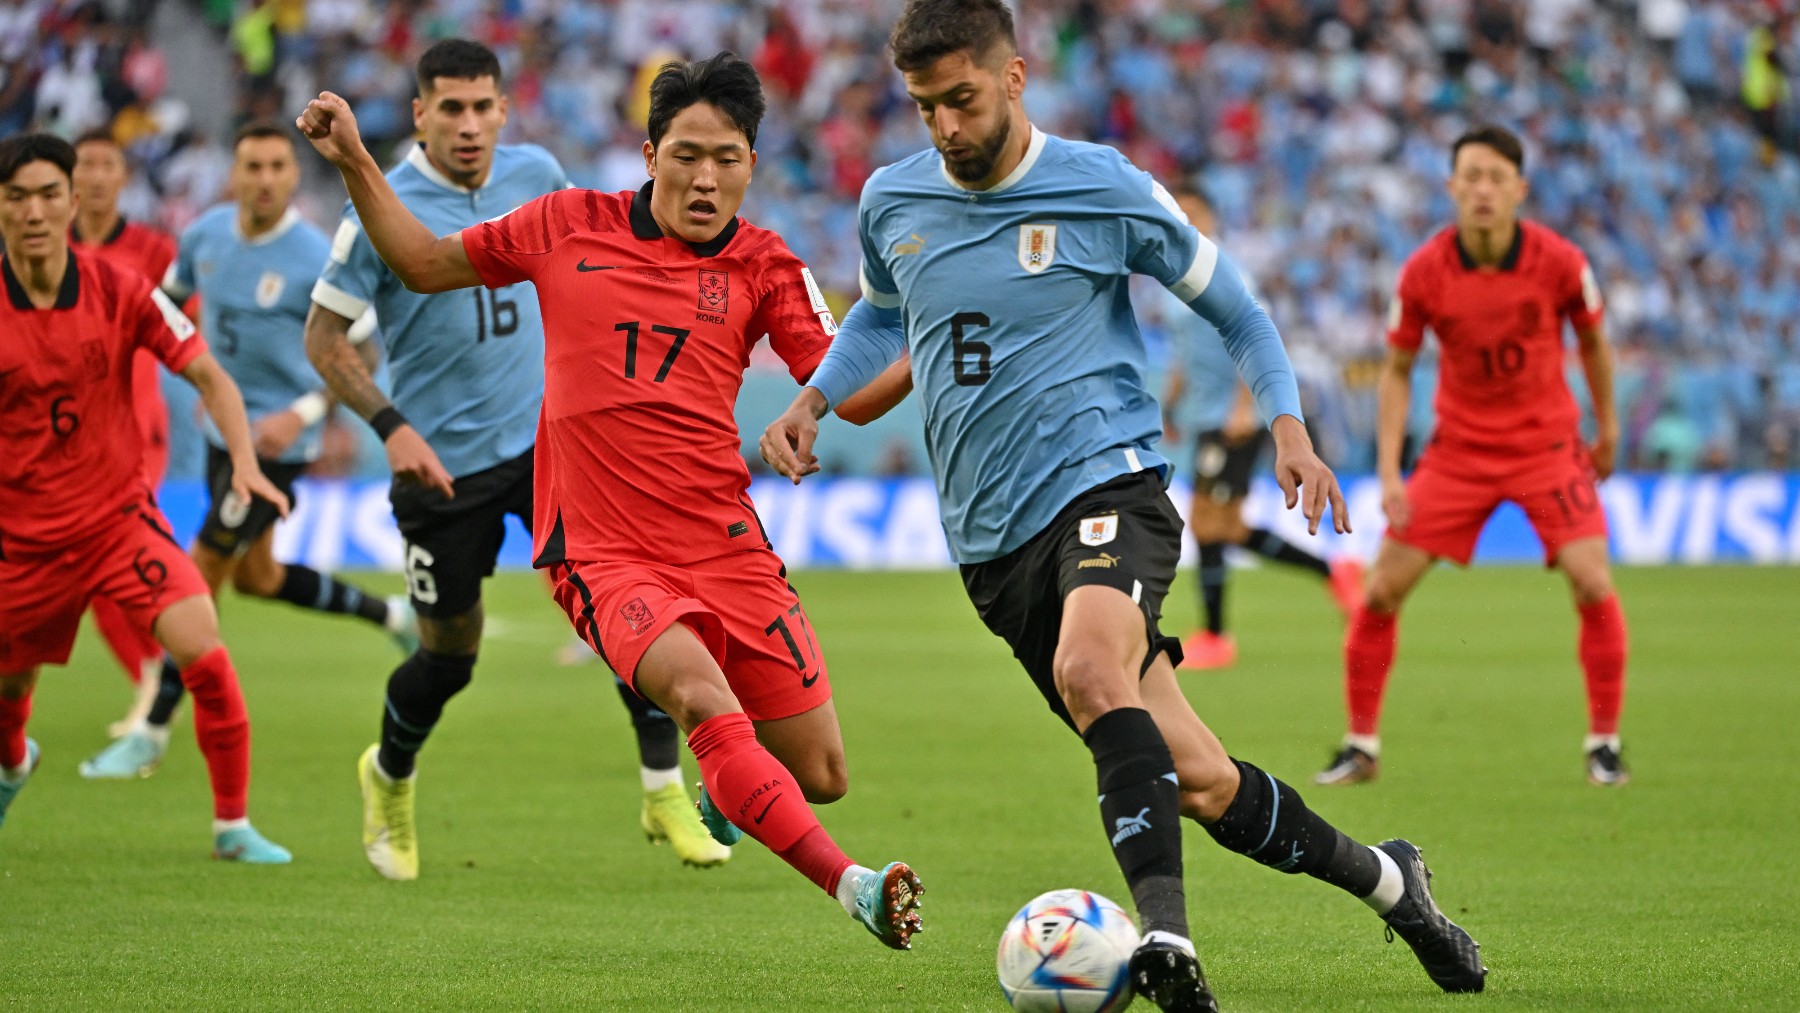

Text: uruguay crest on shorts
xmin=1079 ymin=514 xmax=1118 ymax=546
xmin=1018 ymin=223 xmax=1057 ymax=274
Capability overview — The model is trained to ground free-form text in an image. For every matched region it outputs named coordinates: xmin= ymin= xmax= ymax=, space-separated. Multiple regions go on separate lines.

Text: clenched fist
xmin=295 ymin=91 xmax=368 ymax=168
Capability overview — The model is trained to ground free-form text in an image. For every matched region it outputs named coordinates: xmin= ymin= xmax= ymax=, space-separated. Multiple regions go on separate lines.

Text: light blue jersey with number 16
xmin=809 ymin=126 xmax=1305 ymax=563
xmin=311 ymin=143 xmax=569 ymax=479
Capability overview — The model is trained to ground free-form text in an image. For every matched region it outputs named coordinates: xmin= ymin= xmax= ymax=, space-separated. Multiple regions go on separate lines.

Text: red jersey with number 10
xmin=1387 ymin=220 xmax=1604 ymax=453
xmin=461 ymin=184 xmax=836 ymax=567
xmin=0 ymin=251 xmax=205 ymax=552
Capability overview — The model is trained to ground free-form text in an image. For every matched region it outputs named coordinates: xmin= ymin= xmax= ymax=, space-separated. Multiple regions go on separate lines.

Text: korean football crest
xmin=620 ymin=596 xmax=655 ymax=634
xmin=1078 ymin=514 xmax=1118 ymax=546
xmin=255 ymin=271 xmax=286 ymax=308
xmin=1018 ymin=223 xmax=1057 ymax=274
xmin=698 ymin=270 xmax=729 ymax=313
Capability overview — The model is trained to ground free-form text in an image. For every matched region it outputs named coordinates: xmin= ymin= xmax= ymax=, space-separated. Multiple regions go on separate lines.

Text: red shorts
xmin=1391 ymin=439 xmax=1608 ymax=566
xmin=550 ymin=546 xmax=830 ymax=722
xmin=0 ymin=497 xmax=210 ymax=670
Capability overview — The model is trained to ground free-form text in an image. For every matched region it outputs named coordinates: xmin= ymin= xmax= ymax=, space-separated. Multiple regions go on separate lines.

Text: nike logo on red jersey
xmin=575 ymin=259 xmax=617 ymax=272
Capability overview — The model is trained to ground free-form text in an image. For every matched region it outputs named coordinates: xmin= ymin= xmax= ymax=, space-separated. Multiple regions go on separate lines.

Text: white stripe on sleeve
xmin=1168 ymin=231 xmax=1220 ymax=303
xmin=858 ymin=266 xmax=901 ymax=309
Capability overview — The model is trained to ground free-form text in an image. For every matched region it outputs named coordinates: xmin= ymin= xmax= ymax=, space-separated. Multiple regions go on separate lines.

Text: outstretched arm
xmin=1575 ymin=323 xmax=1618 ymax=479
xmin=1374 ymin=347 xmax=1415 ymax=530
xmin=304 ymin=302 xmax=455 ymax=498
xmin=180 ymin=353 xmax=290 ymax=516
xmin=1184 ymin=254 xmax=1348 ymax=535
xmin=296 ymin=92 xmax=479 ymax=293
xmin=762 ymin=299 xmax=908 ymax=481
xmin=833 ymin=354 xmax=913 ymax=425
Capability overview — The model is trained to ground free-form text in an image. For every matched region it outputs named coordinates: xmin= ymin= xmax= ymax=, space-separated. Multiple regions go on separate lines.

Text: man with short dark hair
xmin=80 ymin=123 xmax=417 ymax=780
xmin=0 ymin=132 xmax=290 ymax=862
xmin=298 ymin=50 xmax=924 ymax=949
xmin=762 ymin=1 xmax=1483 ymax=1006
xmin=69 ymin=128 xmax=180 ymax=733
xmin=304 ymin=39 xmax=720 ymax=881
xmin=1319 ymin=123 xmax=1630 ymax=788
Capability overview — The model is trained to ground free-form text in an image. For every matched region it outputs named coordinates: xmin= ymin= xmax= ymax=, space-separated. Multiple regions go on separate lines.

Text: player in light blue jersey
xmin=763 ymin=3 xmax=1485 ymax=1008
xmin=303 ymin=40 xmax=722 ymax=880
xmin=80 ymin=123 xmax=419 ymax=781
xmin=1157 ymin=184 xmax=1363 ymax=672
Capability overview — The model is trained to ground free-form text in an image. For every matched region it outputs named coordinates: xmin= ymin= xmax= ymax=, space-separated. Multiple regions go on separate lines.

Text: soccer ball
xmin=997 ymin=888 xmax=1140 ymax=1012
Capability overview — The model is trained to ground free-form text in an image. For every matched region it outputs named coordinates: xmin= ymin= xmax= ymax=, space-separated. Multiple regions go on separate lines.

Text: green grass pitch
xmin=2 ymin=565 xmax=1796 ymax=1009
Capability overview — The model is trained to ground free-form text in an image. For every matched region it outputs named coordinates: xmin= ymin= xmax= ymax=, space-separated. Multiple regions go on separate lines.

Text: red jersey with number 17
xmin=0 ymin=251 xmax=205 ymax=553
xmin=1387 ymin=220 xmax=1604 ymax=453
xmin=461 ymin=184 xmax=837 ymax=567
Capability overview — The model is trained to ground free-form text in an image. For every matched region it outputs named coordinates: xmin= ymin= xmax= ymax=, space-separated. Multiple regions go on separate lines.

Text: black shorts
xmin=960 ymin=471 xmax=1184 ymax=731
xmin=1191 ymin=429 xmax=1266 ymax=503
xmin=390 ymin=447 xmax=534 ymax=619
xmin=195 ymin=446 xmax=307 ymax=556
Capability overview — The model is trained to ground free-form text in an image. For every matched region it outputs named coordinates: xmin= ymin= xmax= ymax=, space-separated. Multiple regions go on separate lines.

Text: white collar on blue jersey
xmin=406 ymin=143 xmax=491 ymax=193
xmin=940 ymin=122 xmax=1047 ymax=194
xmin=232 ymin=206 xmax=301 ymax=246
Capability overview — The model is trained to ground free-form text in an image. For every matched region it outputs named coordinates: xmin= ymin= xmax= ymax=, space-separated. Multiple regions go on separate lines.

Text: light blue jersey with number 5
xmin=810 ymin=126 xmax=1303 ymax=562
xmin=165 ymin=205 xmax=331 ymax=464
xmin=311 ymin=143 xmax=568 ymax=479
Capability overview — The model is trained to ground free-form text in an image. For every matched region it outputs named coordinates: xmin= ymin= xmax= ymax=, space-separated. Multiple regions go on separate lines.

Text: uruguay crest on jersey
xmin=254 ymin=270 xmax=285 ymax=308
xmin=1079 ymin=514 xmax=1118 ymax=546
xmin=1018 ymin=223 xmax=1057 ymax=274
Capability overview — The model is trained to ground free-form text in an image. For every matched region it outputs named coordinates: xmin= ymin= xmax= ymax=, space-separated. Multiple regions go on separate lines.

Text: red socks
xmin=181 ymin=647 xmax=251 ymax=821
xmin=0 ymin=693 xmax=31 ymax=770
xmin=1343 ymin=606 xmax=1398 ymax=737
xmin=688 ymin=712 xmax=853 ymax=895
xmin=1578 ymin=594 xmax=1628 ymax=736
xmin=92 ymin=596 xmax=162 ymax=683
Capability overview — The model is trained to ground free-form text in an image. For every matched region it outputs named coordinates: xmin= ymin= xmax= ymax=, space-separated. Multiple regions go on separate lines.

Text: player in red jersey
xmin=298 ymin=54 xmax=923 ymax=947
xmin=0 ymin=134 xmax=291 ymax=860
xmin=1316 ymin=125 xmax=1630 ymax=788
xmin=70 ymin=129 xmax=182 ymax=732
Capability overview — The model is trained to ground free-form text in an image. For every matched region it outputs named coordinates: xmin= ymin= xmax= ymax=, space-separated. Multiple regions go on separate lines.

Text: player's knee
xmin=153 ymin=598 xmax=224 ymax=668
xmin=163 ymin=635 xmax=223 ymax=670
xmin=797 ymin=754 xmax=849 ymax=805
xmin=1054 ymin=651 xmax=1135 ymax=724
xmin=1190 ymin=518 xmax=1231 ymax=544
xmin=1569 ymin=572 xmax=1614 ymax=606
xmin=647 ymin=677 xmax=736 ymax=733
xmin=230 ymin=565 xmax=281 ymax=599
xmin=418 ymin=609 xmax=484 ymax=656
xmin=1361 ymin=574 xmax=1409 ymax=615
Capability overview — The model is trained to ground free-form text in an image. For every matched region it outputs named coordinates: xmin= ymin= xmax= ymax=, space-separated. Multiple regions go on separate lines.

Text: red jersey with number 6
xmin=1387 ymin=220 xmax=1604 ymax=453
xmin=0 ymin=251 xmax=205 ymax=553
xmin=461 ymin=184 xmax=837 ymax=567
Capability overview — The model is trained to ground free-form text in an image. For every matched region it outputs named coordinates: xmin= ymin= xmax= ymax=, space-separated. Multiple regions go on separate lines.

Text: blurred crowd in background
xmin=5 ymin=0 xmax=1800 ymax=477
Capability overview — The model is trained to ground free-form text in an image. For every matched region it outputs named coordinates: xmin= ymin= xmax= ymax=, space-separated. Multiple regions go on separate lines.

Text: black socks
xmin=1203 ymin=758 xmax=1380 ymax=898
xmin=1084 ymin=707 xmax=1188 ymax=938
xmin=1244 ymin=528 xmax=1331 ymax=579
xmin=612 ymin=675 xmax=680 ymax=771
xmin=276 ymin=565 xmax=390 ymax=626
xmin=1197 ymin=542 xmax=1227 ymax=634
xmin=145 ymin=658 xmax=185 ymax=727
xmin=377 ymin=650 xmax=476 ymax=778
